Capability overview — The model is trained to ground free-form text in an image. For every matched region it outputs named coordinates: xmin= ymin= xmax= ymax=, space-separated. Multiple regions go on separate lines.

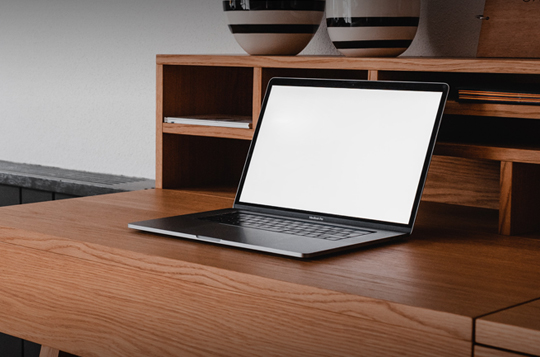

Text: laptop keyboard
xmin=203 ymin=212 xmax=372 ymax=241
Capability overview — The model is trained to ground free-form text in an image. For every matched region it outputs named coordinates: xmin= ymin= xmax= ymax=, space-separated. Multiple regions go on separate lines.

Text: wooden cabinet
xmin=156 ymin=55 xmax=540 ymax=235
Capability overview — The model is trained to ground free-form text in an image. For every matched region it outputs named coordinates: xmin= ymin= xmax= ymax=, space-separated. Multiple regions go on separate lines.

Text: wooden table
xmin=0 ymin=189 xmax=539 ymax=357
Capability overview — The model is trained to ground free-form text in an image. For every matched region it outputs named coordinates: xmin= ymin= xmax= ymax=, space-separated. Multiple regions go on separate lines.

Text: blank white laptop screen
xmin=238 ymin=84 xmax=443 ymax=225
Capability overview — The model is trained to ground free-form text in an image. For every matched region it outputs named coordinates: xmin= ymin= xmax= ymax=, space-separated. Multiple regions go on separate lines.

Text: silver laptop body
xmin=129 ymin=77 xmax=448 ymax=258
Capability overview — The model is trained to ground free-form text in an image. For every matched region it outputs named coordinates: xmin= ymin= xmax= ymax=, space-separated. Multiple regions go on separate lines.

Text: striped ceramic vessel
xmin=223 ymin=0 xmax=325 ymax=55
xmin=326 ymin=0 xmax=420 ymax=57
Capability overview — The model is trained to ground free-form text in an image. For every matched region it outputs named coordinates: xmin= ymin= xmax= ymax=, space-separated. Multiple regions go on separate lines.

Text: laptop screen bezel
xmin=233 ymin=77 xmax=449 ymax=233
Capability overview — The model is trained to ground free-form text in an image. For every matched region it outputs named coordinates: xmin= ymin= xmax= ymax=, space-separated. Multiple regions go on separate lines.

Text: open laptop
xmin=129 ymin=77 xmax=449 ymax=258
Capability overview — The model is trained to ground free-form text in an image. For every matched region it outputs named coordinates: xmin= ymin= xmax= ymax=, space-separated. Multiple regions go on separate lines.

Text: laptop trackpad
xmin=131 ymin=214 xmax=290 ymax=246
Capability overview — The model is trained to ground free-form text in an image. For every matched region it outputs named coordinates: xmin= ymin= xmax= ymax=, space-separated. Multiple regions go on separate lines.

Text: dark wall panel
xmin=21 ymin=189 xmax=53 ymax=204
xmin=0 ymin=185 xmax=20 ymax=206
xmin=0 ymin=333 xmax=22 ymax=357
xmin=23 ymin=340 xmax=40 ymax=357
xmin=54 ymin=193 xmax=79 ymax=200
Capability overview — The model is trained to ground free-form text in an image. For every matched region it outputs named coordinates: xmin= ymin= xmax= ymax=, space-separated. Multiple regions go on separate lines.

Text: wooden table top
xmin=0 ymin=188 xmax=539 ymax=320
xmin=0 ymin=189 xmax=540 ymax=357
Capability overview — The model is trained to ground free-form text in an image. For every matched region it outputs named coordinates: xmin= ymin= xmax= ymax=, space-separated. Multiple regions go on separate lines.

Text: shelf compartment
xmin=260 ymin=67 xmax=368 ymax=87
xmin=159 ymin=134 xmax=250 ymax=190
xmin=252 ymin=67 xmax=369 ymax=121
xmin=431 ymin=142 xmax=540 ymax=235
xmin=161 ymin=65 xmax=253 ymax=123
xmin=436 ymin=115 xmax=540 ymax=162
xmin=378 ymin=71 xmax=540 ymax=106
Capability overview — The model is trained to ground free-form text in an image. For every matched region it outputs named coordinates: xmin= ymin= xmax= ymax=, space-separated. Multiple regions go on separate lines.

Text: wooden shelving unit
xmin=156 ymin=55 xmax=540 ymax=235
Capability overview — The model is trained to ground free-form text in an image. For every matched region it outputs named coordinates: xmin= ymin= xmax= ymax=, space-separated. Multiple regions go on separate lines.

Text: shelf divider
xmin=445 ymin=101 xmax=540 ymax=120
xmin=435 ymin=142 xmax=540 ymax=165
xmin=162 ymin=123 xmax=253 ymax=141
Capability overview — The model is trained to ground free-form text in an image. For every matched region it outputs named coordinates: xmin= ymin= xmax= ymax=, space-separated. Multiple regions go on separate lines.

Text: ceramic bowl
xmin=223 ymin=0 xmax=325 ymax=55
xmin=326 ymin=0 xmax=420 ymax=57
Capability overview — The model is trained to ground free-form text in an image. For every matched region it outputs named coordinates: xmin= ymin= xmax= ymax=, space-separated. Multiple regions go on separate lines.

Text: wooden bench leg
xmin=39 ymin=345 xmax=60 ymax=357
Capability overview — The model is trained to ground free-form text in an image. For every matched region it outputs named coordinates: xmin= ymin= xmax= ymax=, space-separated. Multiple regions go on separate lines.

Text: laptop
xmin=129 ymin=77 xmax=449 ymax=258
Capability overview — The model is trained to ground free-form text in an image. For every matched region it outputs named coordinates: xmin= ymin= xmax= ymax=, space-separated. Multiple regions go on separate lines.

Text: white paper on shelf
xmin=164 ymin=116 xmax=252 ymax=129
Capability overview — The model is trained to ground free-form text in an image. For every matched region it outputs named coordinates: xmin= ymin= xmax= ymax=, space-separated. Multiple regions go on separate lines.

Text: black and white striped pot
xmin=326 ymin=0 xmax=420 ymax=57
xmin=223 ymin=0 xmax=325 ymax=55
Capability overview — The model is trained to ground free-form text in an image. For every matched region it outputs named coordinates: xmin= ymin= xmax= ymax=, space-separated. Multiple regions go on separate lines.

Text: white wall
xmin=0 ymin=0 xmax=485 ymax=179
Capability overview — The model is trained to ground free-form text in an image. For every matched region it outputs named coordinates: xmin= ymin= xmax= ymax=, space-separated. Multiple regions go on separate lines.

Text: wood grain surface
xmin=474 ymin=345 xmax=524 ymax=357
xmin=155 ymin=64 xmax=164 ymax=189
xmin=423 ymin=156 xmax=500 ymax=209
xmin=445 ymin=101 xmax=540 ymax=121
xmin=476 ymin=299 xmax=540 ymax=356
xmin=39 ymin=346 xmax=59 ymax=357
xmin=435 ymin=143 xmax=540 ymax=165
xmin=162 ymin=123 xmax=253 ymax=140
xmin=0 ymin=228 xmax=469 ymax=357
xmin=477 ymin=0 xmax=540 ymax=58
xmin=0 ymin=189 xmax=539 ymax=317
xmin=1 ymin=190 xmax=540 ymax=355
xmin=156 ymin=55 xmax=540 ymax=75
